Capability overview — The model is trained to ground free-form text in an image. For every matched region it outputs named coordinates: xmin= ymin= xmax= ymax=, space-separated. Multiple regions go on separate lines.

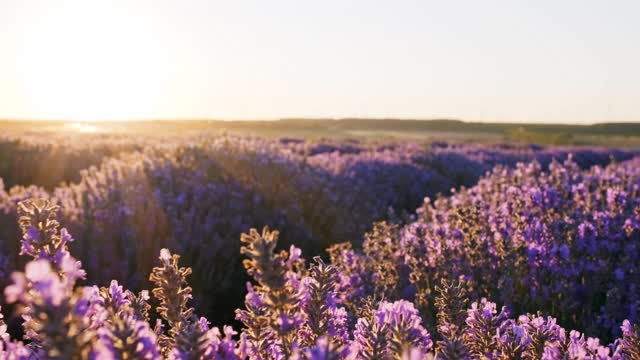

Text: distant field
xmin=2 ymin=118 xmax=640 ymax=146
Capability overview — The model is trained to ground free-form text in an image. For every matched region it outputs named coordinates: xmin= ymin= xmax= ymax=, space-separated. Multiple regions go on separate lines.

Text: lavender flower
xmin=97 ymin=312 xmax=162 ymax=359
xmin=236 ymin=227 xmax=304 ymax=359
xmin=620 ymin=320 xmax=640 ymax=359
xmin=354 ymin=300 xmax=433 ymax=359
xmin=4 ymin=259 xmax=98 ymax=358
xmin=300 ymin=257 xmax=344 ymax=346
xmin=434 ymin=279 xmax=471 ymax=359
xmin=150 ymin=248 xmax=194 ymax=327
xmin=463 ymin=299 xmax=509 ymax=358
xmin=295 ymin=336 xmax=353 ymax=360
xmin=16 ymin=199 xmax=86 ymax=283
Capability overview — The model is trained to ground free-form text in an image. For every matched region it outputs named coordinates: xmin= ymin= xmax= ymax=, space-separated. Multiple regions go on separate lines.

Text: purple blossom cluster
xmin=1 ymin=200 xmax=638 ymax=359
xmin=1 ymin=200 xmax=239 ymax=359
xmin=329 ymin=156 xmax=640 ymax=343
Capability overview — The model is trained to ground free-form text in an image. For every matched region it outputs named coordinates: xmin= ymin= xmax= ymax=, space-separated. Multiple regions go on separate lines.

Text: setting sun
xmin=12 ymin=1 xmax=166 ymax=121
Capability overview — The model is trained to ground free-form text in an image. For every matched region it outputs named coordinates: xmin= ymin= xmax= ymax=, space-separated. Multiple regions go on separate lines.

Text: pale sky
xmin=0 ymin=0 xmax=638 ymax=123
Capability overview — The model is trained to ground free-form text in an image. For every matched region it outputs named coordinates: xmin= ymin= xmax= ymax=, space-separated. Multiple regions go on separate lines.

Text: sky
xmin=0 ymin=0 xmax=638 ymax=123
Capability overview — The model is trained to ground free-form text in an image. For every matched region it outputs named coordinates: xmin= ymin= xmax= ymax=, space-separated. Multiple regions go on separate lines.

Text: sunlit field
xmin=2 ymin=0 xmax=640 ymax=357
xmin=0 ymin=119 xmax=638 ymax=358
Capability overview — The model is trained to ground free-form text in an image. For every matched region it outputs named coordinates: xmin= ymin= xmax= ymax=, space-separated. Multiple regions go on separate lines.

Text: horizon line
xmin=2 ymin=117 xmax=640 ymax=126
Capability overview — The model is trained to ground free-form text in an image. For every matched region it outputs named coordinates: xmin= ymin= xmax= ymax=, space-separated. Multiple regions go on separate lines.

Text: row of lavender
xmin=1 ymin=131 xmax=636 ymax=191
xmin=0 ymin=133 xmax=142 ymax=189
xmin=1 ymin=198 xmax=638 ymax=359
xmin=0 ymin=136 xmax=637 ymax=325
xmin=327 ymin=156 xmax=640 ymax=344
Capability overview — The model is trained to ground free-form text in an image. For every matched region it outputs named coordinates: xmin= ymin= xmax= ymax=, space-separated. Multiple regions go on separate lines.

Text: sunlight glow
xmin=64 ymin=122 xmax=100 ymax=133
xmin=14 ymin=1 xmax=166 ymax=121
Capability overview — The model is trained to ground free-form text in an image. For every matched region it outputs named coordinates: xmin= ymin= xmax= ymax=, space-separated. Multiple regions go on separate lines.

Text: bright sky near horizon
xmin=0 ymin=1 xmax=638 ymax=123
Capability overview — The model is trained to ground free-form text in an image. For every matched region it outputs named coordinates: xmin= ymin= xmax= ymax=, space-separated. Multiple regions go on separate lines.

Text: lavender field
xmin=1 ymin=128 xmax=640 ymax=359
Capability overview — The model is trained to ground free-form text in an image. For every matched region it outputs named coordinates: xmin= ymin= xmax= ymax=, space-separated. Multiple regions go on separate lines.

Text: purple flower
xmin=97 ymin=313 xmax=162 ymax=359
xmin=276 ymin=312 xmax=304 ymax=333
xmin=159 ymin=248 xmax=172 ymax=263
xmin=19 ymin=226 xmax=40 ymax=257
xmin=287 ymin=245 xmax=302 ymax=267
xmin=354 ymin=300 xmax=432 ymax=358
xmin=303 ymin=336 xmax=353 ymax=360
xmin=5 ymin=260 xmax=66 ymax=306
